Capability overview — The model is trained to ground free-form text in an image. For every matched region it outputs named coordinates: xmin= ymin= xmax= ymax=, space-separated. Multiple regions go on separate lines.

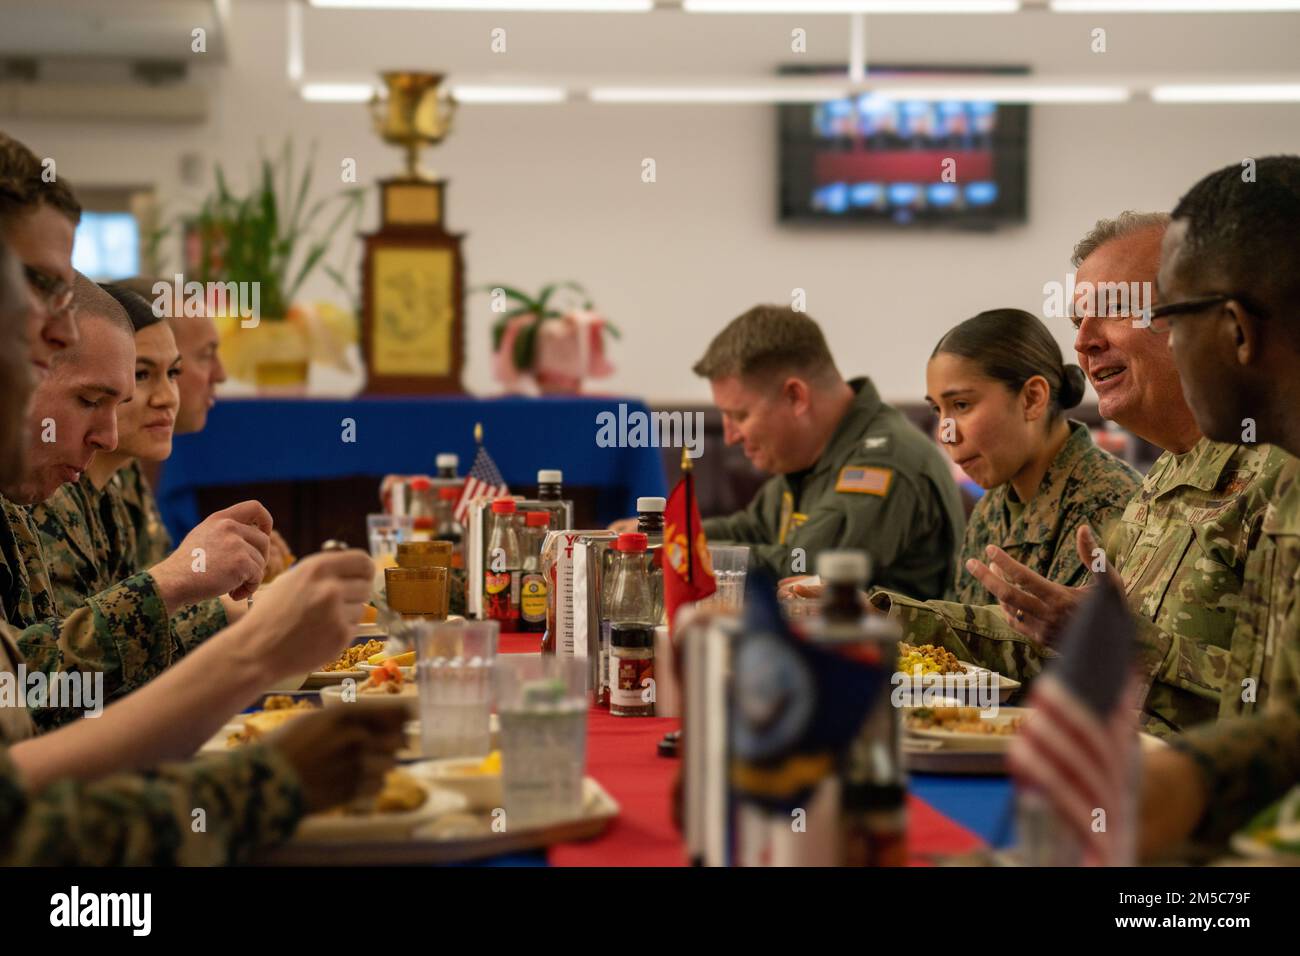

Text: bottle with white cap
xmin=635 ymin=496 xmax=667 ymax=624
xmin=808 ymin=549 xmax=907 ymax=867
xmin=435 ymin=453 xmax=459 ymax=480
xmin=535 ymin=469 xmax=572 ymax=529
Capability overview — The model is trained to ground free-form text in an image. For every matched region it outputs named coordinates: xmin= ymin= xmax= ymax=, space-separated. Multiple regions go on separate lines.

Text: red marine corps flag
xmin=663 ymin=450 xmax=716 ymax=634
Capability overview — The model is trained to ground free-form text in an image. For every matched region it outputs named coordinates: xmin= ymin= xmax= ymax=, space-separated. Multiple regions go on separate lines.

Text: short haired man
xmin=692 ymin=305 xmax=965 ymax=598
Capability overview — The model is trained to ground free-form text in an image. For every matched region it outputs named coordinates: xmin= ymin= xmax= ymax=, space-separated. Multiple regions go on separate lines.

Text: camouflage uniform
xmin=952 ymin=421 xmax=1141 ymax=604
xmin=1164 ymin=454 xmax=1300 ymax=847
xmin=702 ymin=377 xmax=966 ymax=599
xmin=0 ymin=621 xmax=305 ymax=865
xmin=32 ymin=475 xmax=227 ymax=663
xmin=875 ymin=439 xmax=1291 ymax=738
xmin=117 ymin=459 xmax=173 ymax=571
xmin=0 ymin=494 xmax=173 ymax=730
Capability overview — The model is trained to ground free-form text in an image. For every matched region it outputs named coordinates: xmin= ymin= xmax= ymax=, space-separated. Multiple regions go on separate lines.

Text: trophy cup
xmin=359 ymin=70 xmax=466 ymax=394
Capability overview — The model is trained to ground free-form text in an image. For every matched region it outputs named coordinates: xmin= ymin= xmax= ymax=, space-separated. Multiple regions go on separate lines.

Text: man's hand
xmin=266 ymin=705 xmax=407 ymax=814
xmin=964 ymin=525 xmax=1114 ymax=644
xmin=777 ymin=575 xmax=822 ymax=601
xmin=150 ymin=501 xmax=273 ymax=614
xmin=607 ymin=517 xmax=637 ymax=535
xmin=240 ymin=549 xmax=375 ymax=680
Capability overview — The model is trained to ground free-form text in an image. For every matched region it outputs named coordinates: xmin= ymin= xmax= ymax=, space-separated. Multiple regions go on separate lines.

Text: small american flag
xmin=1007 ymin=583 xmax=1139 ymax=866
xmin=454 ymin=440 xmax=508 ymax=523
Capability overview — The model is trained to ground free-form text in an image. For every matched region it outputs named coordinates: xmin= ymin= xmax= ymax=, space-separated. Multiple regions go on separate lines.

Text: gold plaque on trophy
xmin=360 ymin=71 xmax=466 ymax=394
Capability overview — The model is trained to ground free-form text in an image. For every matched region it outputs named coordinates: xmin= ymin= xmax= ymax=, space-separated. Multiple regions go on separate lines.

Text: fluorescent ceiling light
xmin=870 ymin=84 xmax=1131 ymax=102
xmin=590 ymin=85 xmax=852 ymax=103
xmin=1152 ymin=83 xmax=1300 ymax=102
xmin=1052 ymin=1 xmax=1300 ymax=11
xmin=309 ymin=0 xmax=652 ymax=10
xmin=684 ymin=1 xmax=1019 ymax=11
xmin=451 ymin=85 xmax=568 ymax=102
xmin=301 ymin=82 xmax=377 ymax=102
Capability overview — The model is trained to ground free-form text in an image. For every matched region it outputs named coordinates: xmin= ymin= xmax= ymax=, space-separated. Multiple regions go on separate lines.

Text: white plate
xmin=904 ymin=706 xmax=1032 ymax=752
xmin=405 ymin=757 xmax=503 ymax=811
xmin=293 ymin=785 xmax=467 ymax=843
xmin=320 ymin=681 xmax=420 ymax=716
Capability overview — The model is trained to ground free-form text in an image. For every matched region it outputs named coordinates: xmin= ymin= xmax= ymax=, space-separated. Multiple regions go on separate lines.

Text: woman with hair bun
xmin=925 ymin=308 xmax=1141 ymax=603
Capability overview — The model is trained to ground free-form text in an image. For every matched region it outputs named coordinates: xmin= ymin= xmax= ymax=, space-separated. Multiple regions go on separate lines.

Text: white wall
xmin=5 ymin=2 xmax=1300 ymax=404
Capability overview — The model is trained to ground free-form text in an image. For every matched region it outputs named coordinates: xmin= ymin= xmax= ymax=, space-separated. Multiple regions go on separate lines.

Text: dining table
xmin=489 ymin=631 xmax=1014 ymax=867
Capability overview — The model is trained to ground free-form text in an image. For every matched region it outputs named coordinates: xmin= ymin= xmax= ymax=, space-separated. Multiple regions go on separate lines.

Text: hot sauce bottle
xmin=484 ymin=499 xmax=522 ymax=631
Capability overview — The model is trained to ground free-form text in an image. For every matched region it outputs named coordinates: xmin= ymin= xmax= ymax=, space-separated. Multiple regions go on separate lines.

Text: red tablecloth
xmin=495 ymin=632 xmax=985 ymax=866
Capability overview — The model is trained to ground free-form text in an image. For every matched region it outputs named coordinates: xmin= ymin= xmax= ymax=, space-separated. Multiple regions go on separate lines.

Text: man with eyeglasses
xmin=877 ymin=211 xmax=1291 ymax=738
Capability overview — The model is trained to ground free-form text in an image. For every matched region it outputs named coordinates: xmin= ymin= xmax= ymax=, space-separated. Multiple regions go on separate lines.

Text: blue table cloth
xmin=157 ymin=395 xmax=668 ymax=541
xmin=910 ymin=773 xmax=1015 ymax=848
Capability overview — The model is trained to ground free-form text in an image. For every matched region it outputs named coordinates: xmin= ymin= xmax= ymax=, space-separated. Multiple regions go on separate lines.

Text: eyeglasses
xmin=1147 ymin=293 xmax=1266 ymax=334
xmin=22 ymin=263 xmax=75 ymax=318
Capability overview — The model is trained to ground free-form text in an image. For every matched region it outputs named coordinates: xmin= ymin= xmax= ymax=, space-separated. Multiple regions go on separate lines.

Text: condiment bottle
xmin=408 ymin=476 xmax=435 ymax=540
xmin=434 ymin=486 xmax=464 ymax=567
xmin=601 ymin=532 xmax=655 ymax=710
xmin=435 ymin=453 xmax=459 ymax=480
xmin=537 ymin=469 xmax=572 ymax=529
xmin=484 ymin=499 xmax=522 ymax=631
xmin=809 ymin=550 xmax=907 ymax=867
xmin=519 ymin=511 xmax=551 ymax=633
xmin=636 ymin=496 xmax=667 ymax=626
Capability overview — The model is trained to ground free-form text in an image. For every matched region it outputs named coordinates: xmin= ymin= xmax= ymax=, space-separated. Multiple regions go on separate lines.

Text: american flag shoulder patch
xmin=835 ymin=465 xmax=892 ymax=497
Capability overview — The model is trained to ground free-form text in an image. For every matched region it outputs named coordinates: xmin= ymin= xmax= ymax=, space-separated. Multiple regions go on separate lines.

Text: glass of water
xmin=699 ymin=545 xmax=750 ymax=615
xmin=495 ymin=655 xmax=588 ymax=828
xmin=416 ymin=620 xmax=498 ymax=759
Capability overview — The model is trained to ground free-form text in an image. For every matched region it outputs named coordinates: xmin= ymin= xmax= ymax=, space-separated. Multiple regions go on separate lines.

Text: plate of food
xmin=1230 ymin=787 xmax=1300 ymax=864
xmin=896 ymin=643 xmax=1022 ymax=704
xmin=357 ymin=649 xmax=415 ymax=679
xmin=200 ymin=695 xmax=319 ymax=754
xmin=291 ymin=769 xmax=467 ymax=843
xmin=303 ymin=638 xmax=388 ymax=688
xmin=406 ymin=751 xmax=503 ymax=811
xmin=320 ymin=660 xmax=420 ymax=716
xmin=904 ymin=705 xmax=1031 ymax=752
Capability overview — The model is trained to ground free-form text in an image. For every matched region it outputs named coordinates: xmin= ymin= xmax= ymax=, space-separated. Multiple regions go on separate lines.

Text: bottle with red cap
xmin=484 ymin=499 xmax=522 ymax=630
xmin=408 ymin=476 xmax=436 ymax=540
xmin=599 ymin=532 xmax=656 ymax=711
xmin=519 ymin=510 xmax=552 ymax=633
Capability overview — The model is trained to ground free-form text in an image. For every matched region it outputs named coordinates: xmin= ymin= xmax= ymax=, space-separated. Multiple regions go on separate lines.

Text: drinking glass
xmin=494 ymin=654 xmax=588 ymax=827
xmin=699 ymin=545 xmax=750 ymax=615
xmin=416 ymin=620 xmax=498 ymax=759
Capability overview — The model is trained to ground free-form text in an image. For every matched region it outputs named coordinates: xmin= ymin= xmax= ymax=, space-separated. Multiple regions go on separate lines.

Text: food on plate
xmin=906 ymin=706 xmax=1023 ymax=736
xmin=262 ymin=694 xmax=309 ymax=711
xmin=321 ymin=639 xmax=385 ymax=672
xmin=366 ymin=649 xmax=415 ymax=667
xmin=897 ymin=643 xmax=964 ymax=676
xmin=446 ymin=751 xmax=501 ymax=777
xmin=359 ymin=660 xmax=409 ymax=695
xmin=321 ymin=769 xmax=428 ymax=816
xmin=226 ymin=701 xmax=315 ymax=747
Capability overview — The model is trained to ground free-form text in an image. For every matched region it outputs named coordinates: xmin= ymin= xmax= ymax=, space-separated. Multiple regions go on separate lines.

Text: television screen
xmin=778 ymin=65 xmax=1029 ymax=228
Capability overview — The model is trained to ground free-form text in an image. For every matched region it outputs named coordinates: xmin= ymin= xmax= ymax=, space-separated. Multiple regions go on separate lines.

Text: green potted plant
xmin=180 ymin=141 xmax=364 ymax=391
xmin=482 ymin=281 xmax=620 ymax=394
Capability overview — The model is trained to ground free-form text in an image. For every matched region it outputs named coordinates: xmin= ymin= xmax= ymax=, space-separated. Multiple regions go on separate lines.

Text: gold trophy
xmin=370 ymin=71 xmax=457 ymax=183
xmin=360 ymin=70 xmax=466 ymax=395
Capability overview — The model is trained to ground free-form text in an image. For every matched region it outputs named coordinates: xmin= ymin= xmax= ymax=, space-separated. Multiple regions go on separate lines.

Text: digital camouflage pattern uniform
xmin=702 ymin=377 xmax=966 ymax=599
xmin=117 ymin=459 xmax=173 ymax=570
xmin=951 ymin=421 xmax=1141 ymax=605
xmin=1165 ymin=453 xmax=1300 ymax=847
xmin=31 ymin=474 xmax=227 ymax=662
xmin=874 ymin=439 xmax=1291 ymax=738
xmin=0 ymin=493 xmax=173 ymax=730
xmin=0 ymin=623 xmax=305 ymax=864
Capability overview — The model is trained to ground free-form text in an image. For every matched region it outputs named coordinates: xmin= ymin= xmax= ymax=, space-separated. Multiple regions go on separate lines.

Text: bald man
xmin=1 ymin=276 xmax=274 ymax=729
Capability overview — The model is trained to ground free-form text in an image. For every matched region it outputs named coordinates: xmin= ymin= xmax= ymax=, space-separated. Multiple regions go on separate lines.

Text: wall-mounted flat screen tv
xmin=778 ymin=65 xmax=1029 ymax=228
